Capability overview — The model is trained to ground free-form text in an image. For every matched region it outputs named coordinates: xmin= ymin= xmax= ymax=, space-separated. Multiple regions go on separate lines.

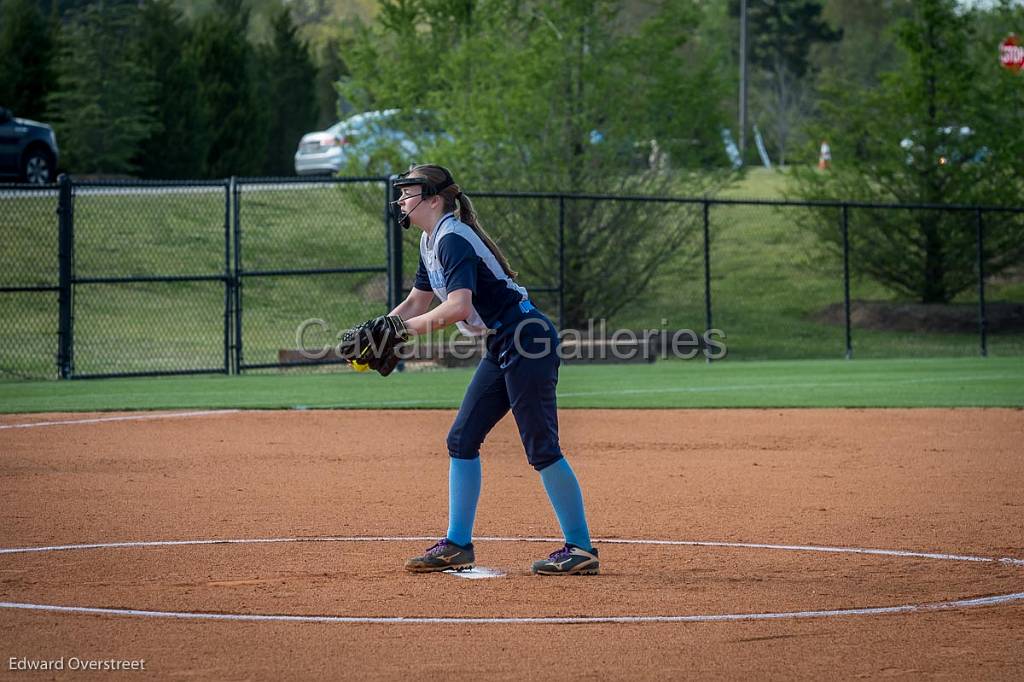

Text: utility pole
xmin=738 ymin=0 xmax=748 ymax=160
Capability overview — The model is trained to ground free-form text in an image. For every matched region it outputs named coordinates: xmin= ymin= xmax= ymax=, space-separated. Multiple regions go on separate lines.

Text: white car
xmin=294 ymin=109 xmax=445 ymax=176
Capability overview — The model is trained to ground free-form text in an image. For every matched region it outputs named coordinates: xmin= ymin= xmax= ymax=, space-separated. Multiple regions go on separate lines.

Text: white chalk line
xmin=1 ymin=535 xmax=1021 ymax=624
xmin=4 ymin=593 xmax=1023 ymax=625
xmin=3 ymin=536 xmax=1023 ymax=566
xmin=0 ymin=410 xmax=241 ymax=430
xmin=1 ymin=372 xmax=1011 ymax=417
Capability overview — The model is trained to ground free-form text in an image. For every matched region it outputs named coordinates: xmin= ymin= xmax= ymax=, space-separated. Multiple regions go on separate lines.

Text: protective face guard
xmin=390 ymin=167 xmax=454 ymax=230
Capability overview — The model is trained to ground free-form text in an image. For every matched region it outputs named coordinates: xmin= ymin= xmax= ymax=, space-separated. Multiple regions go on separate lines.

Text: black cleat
xmin=404 ymin=538 xmax=475 ymax=573
xmin=531 ymin=544 xmax=599 ymax=575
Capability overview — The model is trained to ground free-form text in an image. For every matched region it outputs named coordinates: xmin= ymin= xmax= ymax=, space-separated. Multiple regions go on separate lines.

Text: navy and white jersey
xmin=414 ymin=213 xmax=529 ymax=337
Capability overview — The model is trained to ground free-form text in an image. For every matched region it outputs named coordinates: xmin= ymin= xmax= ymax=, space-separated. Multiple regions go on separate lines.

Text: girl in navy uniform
xmin=388 ymin=164 xmax=598 ymax=576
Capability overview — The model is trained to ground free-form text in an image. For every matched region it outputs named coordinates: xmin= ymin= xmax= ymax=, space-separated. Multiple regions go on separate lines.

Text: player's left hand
xmin=339 ymin=315 xmax=410 ymax=377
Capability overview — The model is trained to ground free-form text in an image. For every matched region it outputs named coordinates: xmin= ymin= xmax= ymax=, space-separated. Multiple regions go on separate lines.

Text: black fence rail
xmin=1 ymin=175 xmax=1021 ymax=379
xmin=467 ymin=192 xmax=1024 ymax=361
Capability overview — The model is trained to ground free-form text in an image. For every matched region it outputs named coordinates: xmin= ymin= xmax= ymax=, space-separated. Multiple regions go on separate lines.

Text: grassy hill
xmin=1 ymin=170 xmax=1021 ymax=380
xmin=602 ymin=168 xmax=1022 ymax=359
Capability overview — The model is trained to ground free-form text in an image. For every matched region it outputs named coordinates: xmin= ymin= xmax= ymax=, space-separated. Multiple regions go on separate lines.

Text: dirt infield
xmin=1 ymin=408 xmax=1022 ymax=680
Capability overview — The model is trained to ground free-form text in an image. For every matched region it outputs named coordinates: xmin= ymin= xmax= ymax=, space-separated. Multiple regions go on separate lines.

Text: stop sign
xmin=1001 ymin=34 xmax=1024 ymax=71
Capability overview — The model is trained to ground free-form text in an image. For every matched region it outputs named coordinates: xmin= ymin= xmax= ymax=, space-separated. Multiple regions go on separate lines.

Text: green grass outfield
xmin=1 ymin=357 xmax=1020 ymax=414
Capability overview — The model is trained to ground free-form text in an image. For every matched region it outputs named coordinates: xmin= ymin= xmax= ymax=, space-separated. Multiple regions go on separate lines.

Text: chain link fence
xmin=984 ymin=209 xmax=1024 ymax=357
xmin=464 ymin=194 xmax=564 ymax=324
xmin=233 ymin=177 xmax=391 ymax=371
xmin=705 ymin=202 xmax=848 ymax=360
xmin=68 ymin=180 xmax=232 ymax=378
xmin=1 ymin=176 xmax=1021 ymax=380
xmin=0 ymin=183 xmax=60 ymax=378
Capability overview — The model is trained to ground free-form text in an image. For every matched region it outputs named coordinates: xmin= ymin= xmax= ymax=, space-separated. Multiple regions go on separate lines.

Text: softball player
xmin=388 ymin=164 xmax=598 ymax=576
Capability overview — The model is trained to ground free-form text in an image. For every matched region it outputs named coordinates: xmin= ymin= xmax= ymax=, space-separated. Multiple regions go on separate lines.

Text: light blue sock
xmin=539 ymin=458 xmax=592 ymax=550
xmin=446 ymin=457 xmax=481 ymax=547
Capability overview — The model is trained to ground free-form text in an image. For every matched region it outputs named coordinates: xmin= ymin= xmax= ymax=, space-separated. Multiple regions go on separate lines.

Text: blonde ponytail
xmin=453 ymin=191 xmax=518 ymax=280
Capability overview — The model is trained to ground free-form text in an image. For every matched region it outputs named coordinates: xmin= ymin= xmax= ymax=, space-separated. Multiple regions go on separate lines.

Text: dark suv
xmin=0 ymin=107 xmax=59 ymax=184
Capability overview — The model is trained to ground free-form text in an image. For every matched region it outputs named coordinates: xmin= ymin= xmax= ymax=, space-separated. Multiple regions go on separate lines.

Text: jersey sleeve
xmin=413 ymin=256 xmax=432 ymax=292
xmin=436 ymin=233 xmax=478 ymax=293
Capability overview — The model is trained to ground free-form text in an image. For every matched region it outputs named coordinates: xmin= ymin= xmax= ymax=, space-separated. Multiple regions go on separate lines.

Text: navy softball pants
xmin=446 ymin=314 xmax=563 ymax=471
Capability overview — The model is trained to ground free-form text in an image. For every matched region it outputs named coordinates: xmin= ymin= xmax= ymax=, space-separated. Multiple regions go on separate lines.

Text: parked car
xmin=294 ymin=109 xmax=446 ymax=176
xmin=0 ymin=107 xmax=59 ymax=184
xmin=899 ymin=126 xmax=990 ymax=167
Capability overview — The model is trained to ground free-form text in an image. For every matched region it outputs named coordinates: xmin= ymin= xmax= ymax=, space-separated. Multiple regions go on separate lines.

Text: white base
xmin=447 ymin=567 xmax=506 ymax=579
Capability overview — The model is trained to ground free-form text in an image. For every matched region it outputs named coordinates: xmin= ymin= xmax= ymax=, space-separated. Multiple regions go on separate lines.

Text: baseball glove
xmin=338 ymin=315 xmax=409 ymax=377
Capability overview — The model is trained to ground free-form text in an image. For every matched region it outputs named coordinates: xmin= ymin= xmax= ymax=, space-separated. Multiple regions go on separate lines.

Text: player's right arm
xmin=389 ymin=256 xmax=435 ymax=319
xmin=401 ymin=233 xmax=477 ymax=336
xmin=390 ymin=287 xmax=434 ymax=320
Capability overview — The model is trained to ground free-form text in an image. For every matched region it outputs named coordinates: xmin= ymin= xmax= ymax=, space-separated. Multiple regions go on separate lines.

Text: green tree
xmin=730 ymin=0 xmax=841 ymax=165
xmin=0 ymin=0 xmax=55 ymax=120
xmin=187 ymin=0 xmax=265 ymax=177
xmin=256 ymin=5 xmax=318 ymax=175
xmin=313 ymin=37 xmax=349 ymax=128
xmin=343 ymin=0 xmax=730 ymax=326
xmin=814 ymin=0 xmax=912 ymax=93
xmin=792 ymin=0 xmax=1024 ymax=304
xmin=133 ymin=0 xmax=207 ymax=179
xmin=284 ymin=0 xmax=360 ymax=126
xmin=45 ymin=2 xmax=159 ymax=175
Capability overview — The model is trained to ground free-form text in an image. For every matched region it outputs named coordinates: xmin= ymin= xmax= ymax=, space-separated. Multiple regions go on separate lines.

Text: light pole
xmin=738 ymin=0 xmax=748 ymax=160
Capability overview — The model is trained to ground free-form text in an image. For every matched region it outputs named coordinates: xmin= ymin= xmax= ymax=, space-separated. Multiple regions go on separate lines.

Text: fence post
xmin=702 ymin=199 xmax=712 ymax=363
xmin=386 ymin=176 xmax=403 ymax=312
xmin=223 ymin=179 xmax=233 ymax=375
xmin=56 ymin=173 xmax=74 ymax=379
xmin=231 ymin=176 xmax=243 ymax=373
xmin=842 ymin=204 xmax=853 ymax=360
xmin=975 ymin=208 xmax=988 ymax=358
xmin=558 ymin=195 xmax=566 ymax=330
